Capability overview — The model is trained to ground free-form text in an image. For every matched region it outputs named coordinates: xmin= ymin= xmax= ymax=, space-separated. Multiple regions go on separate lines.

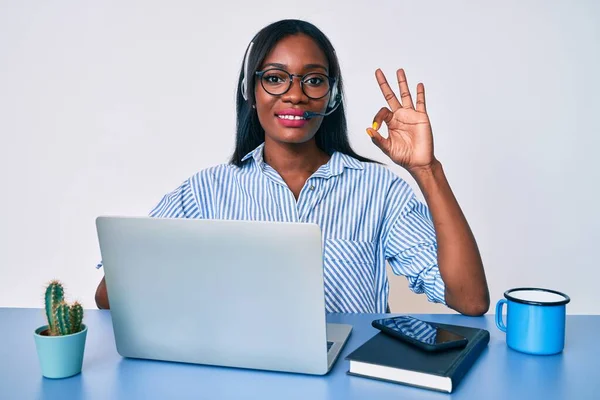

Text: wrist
xmin=408 ymin=158 xmax=442 ymax=180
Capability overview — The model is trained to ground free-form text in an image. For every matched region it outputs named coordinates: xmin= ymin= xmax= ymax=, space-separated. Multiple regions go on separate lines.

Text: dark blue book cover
xmin=345 ymin=322 xmax=490 ymax=393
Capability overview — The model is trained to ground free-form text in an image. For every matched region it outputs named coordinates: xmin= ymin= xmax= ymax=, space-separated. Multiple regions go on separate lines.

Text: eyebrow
xmin=262 ymin=62 xmax=328 ymax=72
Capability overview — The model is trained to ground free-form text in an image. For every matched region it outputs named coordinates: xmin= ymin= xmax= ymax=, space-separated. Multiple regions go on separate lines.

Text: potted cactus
xmin=33 ymin=280 xmax=88 ymax=379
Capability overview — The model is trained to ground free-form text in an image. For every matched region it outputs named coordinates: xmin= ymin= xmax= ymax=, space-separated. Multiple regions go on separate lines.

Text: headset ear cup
xmin=241 ymin=42 xmax=254 ymax=101
xmin=328 ymin=81 xmax=339 ymax=109
xmin=241 ymin=77 xmax=247 ymax=101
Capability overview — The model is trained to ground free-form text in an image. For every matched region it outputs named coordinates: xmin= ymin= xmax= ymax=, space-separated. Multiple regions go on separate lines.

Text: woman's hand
xmin=367 ymin=68 xmax=436 ymax=172
xmin=367 ymin=69 xmax=490 ymax=316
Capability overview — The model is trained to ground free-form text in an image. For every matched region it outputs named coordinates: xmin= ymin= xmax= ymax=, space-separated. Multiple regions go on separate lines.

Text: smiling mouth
xmin=276 ymin=115 xmax=307 ymax=120
xmin=275 ymin=113 xmax=309 ymax=128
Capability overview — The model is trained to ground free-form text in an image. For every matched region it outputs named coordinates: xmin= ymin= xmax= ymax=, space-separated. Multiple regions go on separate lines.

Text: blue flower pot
xmin=33 ymin=324 xmax=87 ymax=379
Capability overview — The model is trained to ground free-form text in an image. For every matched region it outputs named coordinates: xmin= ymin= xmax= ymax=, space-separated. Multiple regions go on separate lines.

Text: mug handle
xmin=495 ymin=299 xmax=507 ymax=333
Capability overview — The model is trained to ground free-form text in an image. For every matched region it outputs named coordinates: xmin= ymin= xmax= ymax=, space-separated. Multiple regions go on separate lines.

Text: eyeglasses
xmin=255 ymin=68 xmax=336 ymax=100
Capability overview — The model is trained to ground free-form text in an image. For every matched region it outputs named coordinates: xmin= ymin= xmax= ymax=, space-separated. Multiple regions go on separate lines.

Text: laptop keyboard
xmin=327 ymin=341 xmax=334 ymax=352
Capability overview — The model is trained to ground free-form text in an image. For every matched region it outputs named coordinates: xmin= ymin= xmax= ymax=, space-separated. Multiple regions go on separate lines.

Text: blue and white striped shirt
xmin=144 ymin=142 xmax=446 ymax=313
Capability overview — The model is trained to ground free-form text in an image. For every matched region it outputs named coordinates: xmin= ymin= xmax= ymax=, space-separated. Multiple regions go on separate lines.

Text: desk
xmin=1 ymin=309 xmax=598 ymax=399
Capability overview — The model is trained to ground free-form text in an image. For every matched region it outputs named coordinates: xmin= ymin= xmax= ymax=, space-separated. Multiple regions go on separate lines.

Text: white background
xmin=1 ymin=1 xmax=598 ymax=314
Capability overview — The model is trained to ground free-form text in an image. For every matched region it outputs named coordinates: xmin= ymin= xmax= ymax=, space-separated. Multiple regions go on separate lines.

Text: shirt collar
xmin=241 ymin=142 xmax=266 ymax=166
xmin=316 ymin=151 xmax=363 ymax=178
xmin=240 ymin=142 xmax=364 ymax=177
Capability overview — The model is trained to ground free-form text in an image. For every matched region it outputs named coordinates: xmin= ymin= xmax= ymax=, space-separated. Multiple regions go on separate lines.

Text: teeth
xmin=278 ymin=115 xmax=306 ymax=120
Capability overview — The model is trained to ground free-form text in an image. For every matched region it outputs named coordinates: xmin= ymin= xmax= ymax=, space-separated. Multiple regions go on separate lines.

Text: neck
xmin=263 ymin=137 xmax=330 ymax=175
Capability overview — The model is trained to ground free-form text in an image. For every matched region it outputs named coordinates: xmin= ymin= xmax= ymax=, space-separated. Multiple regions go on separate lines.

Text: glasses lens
xmin=259 ymin=69 xmax=332 ymax=99
xmin=302 ymin=73 xmax=330 ymax=99
xmin=260 ymin=69 xmax=290 ymax=95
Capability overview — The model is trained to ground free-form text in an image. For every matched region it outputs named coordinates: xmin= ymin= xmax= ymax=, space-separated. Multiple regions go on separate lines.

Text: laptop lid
xmin=96 ymin=216 xmax=331 ymax=375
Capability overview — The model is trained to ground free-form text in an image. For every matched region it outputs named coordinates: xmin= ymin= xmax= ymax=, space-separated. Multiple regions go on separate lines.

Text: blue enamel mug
xmin=495 ymin=288 xmax=570 ymax=355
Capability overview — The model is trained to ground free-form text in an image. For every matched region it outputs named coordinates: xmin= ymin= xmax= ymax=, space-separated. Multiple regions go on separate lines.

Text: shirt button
xmin=309 ymin=185 xmax=315 ymax=190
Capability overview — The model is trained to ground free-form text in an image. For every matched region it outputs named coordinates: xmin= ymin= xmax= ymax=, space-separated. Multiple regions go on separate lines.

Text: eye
xmin=264 ymin=75 xmax=284 ymax=84
xmin=262 ymin=70 xmax=289 ymax=86
xmin=303 ymin=74 xmax=326 ymax=87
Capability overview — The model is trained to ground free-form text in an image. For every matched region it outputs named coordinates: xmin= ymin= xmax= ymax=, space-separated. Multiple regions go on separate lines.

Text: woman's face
xmin=254 ymin=34 xmax=331 ymax=145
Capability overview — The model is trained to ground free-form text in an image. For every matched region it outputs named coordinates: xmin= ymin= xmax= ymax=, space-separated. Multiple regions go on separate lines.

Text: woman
xmin=95 ymin=19 xmax=489 ymax=315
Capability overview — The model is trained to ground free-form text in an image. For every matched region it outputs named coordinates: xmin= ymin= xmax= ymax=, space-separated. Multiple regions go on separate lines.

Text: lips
xmin=275 ymin=108 xmax=309 ymax=128
xmin=276 ymin=108 xmax=306 ymax=117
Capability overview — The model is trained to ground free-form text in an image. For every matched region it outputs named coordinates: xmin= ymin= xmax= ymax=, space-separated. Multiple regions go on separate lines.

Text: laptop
xmin=95 ymin=216 xmax=352 ymax=375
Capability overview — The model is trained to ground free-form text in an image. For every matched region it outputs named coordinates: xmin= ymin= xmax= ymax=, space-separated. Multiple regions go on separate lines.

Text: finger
xmin=375 ymin=69 xmax=402 ymax=111
xmin=366 ymin=127 xmax=390 ymax=155
xmin=397 ymin=69 xmax=414 ymax=109
xmin=416 ymin=82 xmax=427 ymax=113
xmin=372 ymin=107 xmax=394 ymax=131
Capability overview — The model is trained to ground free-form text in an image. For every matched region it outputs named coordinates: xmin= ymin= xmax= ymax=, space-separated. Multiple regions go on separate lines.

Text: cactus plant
xmin=43 ymin=280 xmax=84 ymax=336
xmin=44 ymin=280 xmax=64 ymax=335
xmin=70 ymin=302 xmax=84 ymax=334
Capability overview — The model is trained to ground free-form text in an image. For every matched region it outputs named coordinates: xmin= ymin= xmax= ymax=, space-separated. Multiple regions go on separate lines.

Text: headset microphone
xmin=303 ymin=92 xmax=342 ymax=119
xmin=303 ymin=100 xmax=340 ymax=119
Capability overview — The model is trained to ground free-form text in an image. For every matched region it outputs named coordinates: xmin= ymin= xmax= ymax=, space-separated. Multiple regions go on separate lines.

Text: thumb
xmin=366 ymin=127 xmax=389 ymax=155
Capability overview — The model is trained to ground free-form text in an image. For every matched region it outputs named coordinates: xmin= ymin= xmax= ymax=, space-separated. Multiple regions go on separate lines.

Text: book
xmin=345 ymin=321 xmax=490 ymax=393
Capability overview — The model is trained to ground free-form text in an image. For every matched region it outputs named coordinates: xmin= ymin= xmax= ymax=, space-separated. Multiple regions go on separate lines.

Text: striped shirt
xmin=140 ymin=142 xmax=446 ymax=313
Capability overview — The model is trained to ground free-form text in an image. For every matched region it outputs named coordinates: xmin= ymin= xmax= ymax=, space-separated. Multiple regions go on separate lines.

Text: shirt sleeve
xmin=148 ymin=178 xmax=201 ymax=219
xmin=95 ymin=178 xmax=201 ymax=269
xmin=382 ymin=179 xmax=446 ymax=304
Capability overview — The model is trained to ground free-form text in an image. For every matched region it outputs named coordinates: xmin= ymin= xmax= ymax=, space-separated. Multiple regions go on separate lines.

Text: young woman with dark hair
xmin=96 ymin=19 xmax=489 ymax=316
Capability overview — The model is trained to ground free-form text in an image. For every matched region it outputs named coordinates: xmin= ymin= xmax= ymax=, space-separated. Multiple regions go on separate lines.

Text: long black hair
xmin=230 ymin=19 xmax=377 ymax=166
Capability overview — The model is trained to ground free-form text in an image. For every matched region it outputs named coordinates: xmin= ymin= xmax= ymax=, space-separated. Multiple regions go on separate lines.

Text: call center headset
xmin=240 ymin=41 xmax=342 ymax=119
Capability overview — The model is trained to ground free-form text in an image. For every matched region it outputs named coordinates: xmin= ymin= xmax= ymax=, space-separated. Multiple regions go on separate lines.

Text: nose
xmin=282 ymin=75 xmax=307 ymax=104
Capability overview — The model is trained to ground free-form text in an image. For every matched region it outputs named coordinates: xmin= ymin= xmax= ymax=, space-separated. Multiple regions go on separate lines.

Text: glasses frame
xmin=255 ymin=68 xmax=336 ymax=100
